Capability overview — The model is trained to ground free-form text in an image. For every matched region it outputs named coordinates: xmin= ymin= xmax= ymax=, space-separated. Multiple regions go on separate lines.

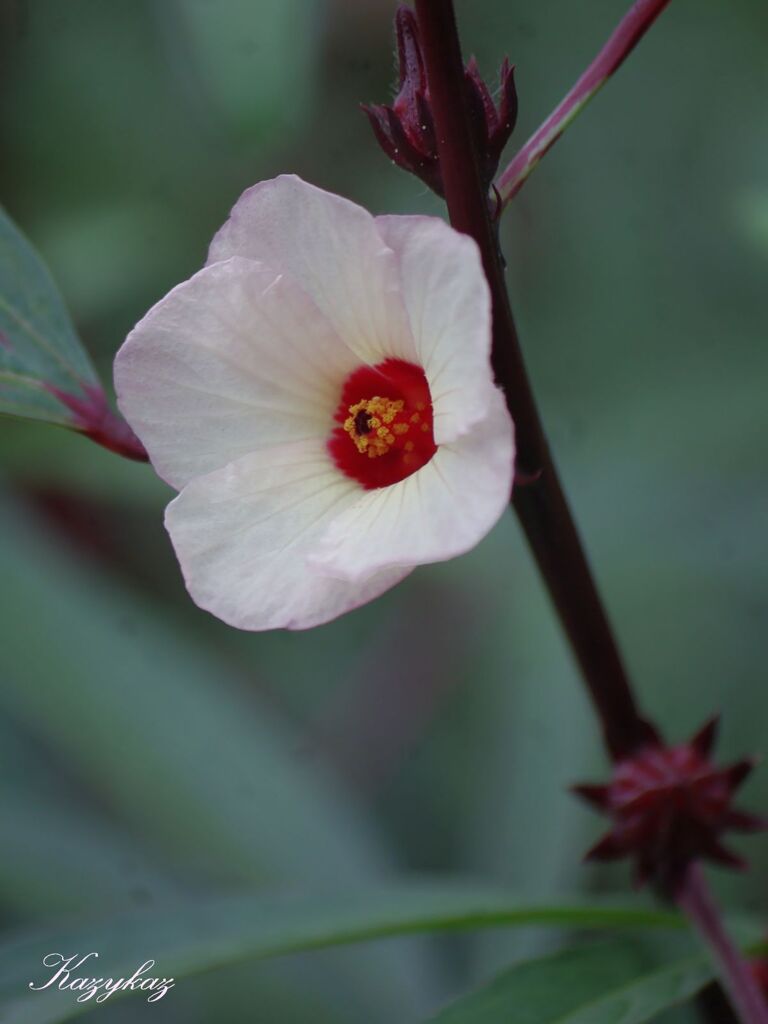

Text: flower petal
xmin=311 ymin=390 xmax=514 ymax=582
xmin=165 ymin=440 xmax=412 ymax=631
xmin=207 ymin=175 xmax=417 ymax=366
xmin=115 ymin=257 xmax=359 ymax=489
xmin=375 ymin=214 xmax=495 ymax=445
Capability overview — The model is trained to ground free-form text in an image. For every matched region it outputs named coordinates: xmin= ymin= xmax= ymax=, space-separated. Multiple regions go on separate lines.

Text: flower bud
xmin=363 ymin=6 xmax=518 ymax=199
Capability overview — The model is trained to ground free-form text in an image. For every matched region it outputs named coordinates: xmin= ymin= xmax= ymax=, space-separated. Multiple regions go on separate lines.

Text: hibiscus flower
xmin=115 ymin=176 xmax=514 ymax=630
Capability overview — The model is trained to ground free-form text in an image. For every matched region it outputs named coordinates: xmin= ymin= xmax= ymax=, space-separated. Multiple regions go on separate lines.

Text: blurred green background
xmin=0 ymin=0 xmax=766 ymax=1020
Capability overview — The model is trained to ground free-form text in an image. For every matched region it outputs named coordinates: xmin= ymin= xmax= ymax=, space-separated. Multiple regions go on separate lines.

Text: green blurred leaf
xmin=0 ymin=494 xmax=435 ymax=1020
xmin=0 ymin=787 xmax=177 ymax=916
xmin=426 ymin=940 xmax=714 ymax=1024
xmin=453 ymin=525 xmax=598 ymax=973
xmin=0 ymin=888 xmax=684 ymax=1024
xmin=0 ymin=207 xmax=97 ymax=426
xmin=0 ymin=493 xmax=379 ymax=885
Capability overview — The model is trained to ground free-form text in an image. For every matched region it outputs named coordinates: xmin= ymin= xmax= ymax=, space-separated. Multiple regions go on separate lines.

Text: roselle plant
xmin=0 ymin=2 xmax=766 ymax=1023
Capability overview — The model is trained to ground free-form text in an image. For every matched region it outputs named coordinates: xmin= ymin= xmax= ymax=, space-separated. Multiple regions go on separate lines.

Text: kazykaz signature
xmin=28 ymin=952 xmax=175 ymax=1004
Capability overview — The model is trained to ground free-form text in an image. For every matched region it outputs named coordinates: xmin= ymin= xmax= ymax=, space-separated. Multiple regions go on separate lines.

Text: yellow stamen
xmin=344 ymin=396 xmax=405 ymax=457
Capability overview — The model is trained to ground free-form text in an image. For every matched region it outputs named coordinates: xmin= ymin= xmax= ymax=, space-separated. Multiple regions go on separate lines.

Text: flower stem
xmin=412 ymin=4 xmax=764 ymax=1022
xmin=678 ymin=865 xmax=768 ymax=1024
xmin=49 ymin=383 xmax=149 ymax=462
xmin=495 ymin=0 xmax=673 ymax=207
xmin=413 ymin=0 xmax=656 ymax=761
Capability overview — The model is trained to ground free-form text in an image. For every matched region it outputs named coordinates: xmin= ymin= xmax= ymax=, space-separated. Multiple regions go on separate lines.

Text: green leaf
xmin=0 ymin=495 xmax=388 ymax=887
xmin=0 ymin=206 xmax=98 ymax=425
xmin=0 ymin=786 xmax=177 ymax=916
xmin=0 ymin=889 xmax=684 ymax=1024
xmin=0 ymin=495 xmax=432 ymax=1022
xmin=426 ymin=940 xmax=714 ymax=1024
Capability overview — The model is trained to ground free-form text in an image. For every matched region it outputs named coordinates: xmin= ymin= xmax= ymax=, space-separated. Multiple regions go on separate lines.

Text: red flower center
xmin=328 ymin=359 xmax=437 ymax=489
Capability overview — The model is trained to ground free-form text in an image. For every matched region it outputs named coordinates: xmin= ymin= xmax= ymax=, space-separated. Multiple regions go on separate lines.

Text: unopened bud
xmin=363 ymin=6 xmax=518 ymax=200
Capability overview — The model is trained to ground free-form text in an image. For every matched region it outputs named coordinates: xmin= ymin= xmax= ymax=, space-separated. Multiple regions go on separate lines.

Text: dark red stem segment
xmin=412 ymin=6 xmax=764 ymax=1022
xmin=496 ymin=0 xmax=673 ymax=205
xmin=413 ymin=0 xmax=655 ymax=760
xmin=678 ymin=865 xmax=768 ymax=1024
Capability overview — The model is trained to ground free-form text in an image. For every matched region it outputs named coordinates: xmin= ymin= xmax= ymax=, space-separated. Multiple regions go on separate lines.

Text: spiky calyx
xmin=574 ymin=717 xmax=764 ymax=893
xmin=362 ymin=6 xmax=517 ymax=200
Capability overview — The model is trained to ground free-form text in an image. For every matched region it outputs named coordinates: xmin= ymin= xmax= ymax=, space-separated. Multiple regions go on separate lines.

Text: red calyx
xmin=464 ymin=55 xmax=518 ymax=188
xmin=362 ymin=6 xmax=518 ymax=200
xmin=574 ymin=716 xmax=765 ymax=893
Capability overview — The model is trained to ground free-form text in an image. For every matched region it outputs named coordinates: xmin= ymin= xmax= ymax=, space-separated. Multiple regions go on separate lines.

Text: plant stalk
xmin=678 ymin=865 xmax=768 ymax=1024
xmin=413 ymin=0 xmax=655 ymax=762
xmin=496 ymin=0 xmax=673 ymax=206
xmin=412 ymin=4 xmax=765 ymax=1021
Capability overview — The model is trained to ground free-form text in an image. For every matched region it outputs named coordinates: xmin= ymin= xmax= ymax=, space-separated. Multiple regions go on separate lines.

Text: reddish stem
xmin=412 ymin=4 xmax=763 ymax=1022
xmin=413 ymin=0 xmax=656 ymax=761
xmin=678 ymin=865 xmax=768 ymax=1024
xmin=47 ymin=382 xmax=148 ymax=462
xmin=496 ymin=0 xmax=673 ymax=206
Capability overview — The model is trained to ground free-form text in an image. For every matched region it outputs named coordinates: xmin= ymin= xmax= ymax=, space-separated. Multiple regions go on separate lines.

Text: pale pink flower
xmin=115 ymin=176 xmax=514 ymax=630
